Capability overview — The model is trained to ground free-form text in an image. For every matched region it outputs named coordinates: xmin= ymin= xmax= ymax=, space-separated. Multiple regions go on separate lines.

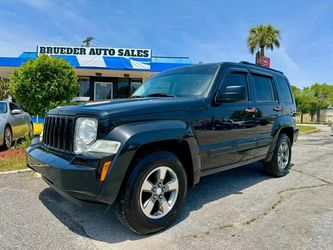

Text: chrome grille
xmin=42 ymin=115 xmax=75 ymax=153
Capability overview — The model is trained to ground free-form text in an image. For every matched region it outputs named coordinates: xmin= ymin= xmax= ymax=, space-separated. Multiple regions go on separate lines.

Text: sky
xmin=0 ymin=0 xmax=333 ymax=88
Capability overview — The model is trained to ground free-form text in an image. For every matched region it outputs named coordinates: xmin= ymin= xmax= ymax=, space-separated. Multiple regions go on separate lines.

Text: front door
xmin=202 ymin=68 xmax=257 ymax=170
xmin=94 ymin=82 xmax=113 ymax=101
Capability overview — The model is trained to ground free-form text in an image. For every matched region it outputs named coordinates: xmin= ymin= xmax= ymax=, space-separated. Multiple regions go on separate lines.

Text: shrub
xmin=9 ymin=54 xmax=78 ymax=116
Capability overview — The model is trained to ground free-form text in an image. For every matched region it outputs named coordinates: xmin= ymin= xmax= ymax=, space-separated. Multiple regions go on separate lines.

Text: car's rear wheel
xmin=264 ymin=133 xmax=291 ymax=177
xmin=3 ymin=126 xmax=12 ymax=149
xmin=115 ymin=150 xmax=187 ymax=234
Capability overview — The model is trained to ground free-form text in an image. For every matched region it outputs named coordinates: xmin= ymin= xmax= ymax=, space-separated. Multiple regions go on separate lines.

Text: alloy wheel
xmin=139 ymin=166 xmax=179 ymax=219
xmin=4 ymin=128 xmax=12 ymax=148
xmin=277 ymin=141 xmax=289 ymax=170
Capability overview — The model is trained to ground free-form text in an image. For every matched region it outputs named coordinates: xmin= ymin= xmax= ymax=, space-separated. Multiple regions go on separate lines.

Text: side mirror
xmin=11 ymin=109 xmax=22 ymax=115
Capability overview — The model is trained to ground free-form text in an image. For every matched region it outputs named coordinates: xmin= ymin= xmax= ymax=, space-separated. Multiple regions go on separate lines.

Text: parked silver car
xmin=0 ymin=101 xmax=33 ymax=149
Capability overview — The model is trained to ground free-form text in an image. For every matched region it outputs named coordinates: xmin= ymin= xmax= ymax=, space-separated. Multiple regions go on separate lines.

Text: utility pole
xmin=82 ymin=36 xmax=94 ymax=47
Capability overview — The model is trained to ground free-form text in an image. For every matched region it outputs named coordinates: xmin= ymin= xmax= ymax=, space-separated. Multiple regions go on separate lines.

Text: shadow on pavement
xmin=39 ymin=162 xmax=270 ymax=243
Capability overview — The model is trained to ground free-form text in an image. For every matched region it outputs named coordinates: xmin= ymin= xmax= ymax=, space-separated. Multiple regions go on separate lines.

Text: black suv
xmin=27 ymin=62 xmax=298 ymax=234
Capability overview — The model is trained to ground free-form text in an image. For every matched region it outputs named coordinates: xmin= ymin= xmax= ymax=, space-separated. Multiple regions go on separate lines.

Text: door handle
xmin=273 ymin=106 xmax=284 ymax=112
xmin=245 ymin=107 xmax=257 ymax=113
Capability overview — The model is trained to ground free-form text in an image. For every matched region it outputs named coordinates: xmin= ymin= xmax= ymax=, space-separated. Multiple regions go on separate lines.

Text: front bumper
xmin=27 ymin=144 xmax=116 ymax=205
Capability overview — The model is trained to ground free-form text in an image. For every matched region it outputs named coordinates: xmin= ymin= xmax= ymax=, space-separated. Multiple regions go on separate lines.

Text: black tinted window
xmin=276 ymin=77 xmax=293 ymax=103
xmin=9 ymin=103 xmax=20 ymax=111
xmin=220 ymin=72 xmax=248 ymax=102
xmin=253 ymin=75 xmax=276 ymax=102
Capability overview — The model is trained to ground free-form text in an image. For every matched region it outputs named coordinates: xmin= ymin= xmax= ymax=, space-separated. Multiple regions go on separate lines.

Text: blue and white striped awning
xmin=0 ymin=52 xmax=192 ymax=72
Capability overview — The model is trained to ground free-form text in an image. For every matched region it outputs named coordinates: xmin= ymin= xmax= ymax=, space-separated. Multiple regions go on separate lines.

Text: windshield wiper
xmin=130 ymin=95 xmax=144 ymax=98
xmin=146 ymin=93 xmax=177 ymax=97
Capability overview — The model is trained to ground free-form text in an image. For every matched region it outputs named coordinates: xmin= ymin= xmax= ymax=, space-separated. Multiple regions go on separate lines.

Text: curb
xmin=0 ymin=168 xmax=32 ymax=175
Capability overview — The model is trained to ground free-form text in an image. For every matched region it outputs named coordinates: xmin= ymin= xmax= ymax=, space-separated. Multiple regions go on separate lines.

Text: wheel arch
xmin=264 ymin=115 xmax=296 ymax=162
xmin=97 ymin=120 xmax=201 ymax=204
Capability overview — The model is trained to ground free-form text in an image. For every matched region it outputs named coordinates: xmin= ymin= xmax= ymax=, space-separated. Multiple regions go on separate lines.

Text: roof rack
xmin=239 ymin=61 xmax=283 ymax=74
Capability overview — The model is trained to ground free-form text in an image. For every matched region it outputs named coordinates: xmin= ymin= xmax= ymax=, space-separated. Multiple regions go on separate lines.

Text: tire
xmin=3 ymin=126 xmax=12 ymax=150
xmin=264 ymin=133 xmax=291 ymax=177
xmin=29 ymin=123 xmax=34 ymax=137
xmin=115 ymin=150 xmax=188 ymax=234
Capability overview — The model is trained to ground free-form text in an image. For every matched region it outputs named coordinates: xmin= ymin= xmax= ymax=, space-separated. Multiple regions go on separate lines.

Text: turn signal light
xmin=100 ymin=161 xmax=111 ymax=181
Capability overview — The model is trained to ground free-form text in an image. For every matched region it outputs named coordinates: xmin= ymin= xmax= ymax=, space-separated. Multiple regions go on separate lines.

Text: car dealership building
xmin=0 ymin=46 xmax=192 ymax=101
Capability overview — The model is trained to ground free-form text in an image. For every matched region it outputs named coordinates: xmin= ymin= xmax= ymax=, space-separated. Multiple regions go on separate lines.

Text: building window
xmin=131 ymin=79 xmax=142 ymax=95
xmin=118 ymin=79 xmax=130 ymax=98
xmin=94 ymin=82 xmax=113 ymax=100
xmin=79 ymin=78 xmax=90 ymax=97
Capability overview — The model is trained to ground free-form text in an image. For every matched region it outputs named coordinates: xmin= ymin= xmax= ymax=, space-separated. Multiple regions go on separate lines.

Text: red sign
xmin=255 ymin=52 xmax=270 ymax=68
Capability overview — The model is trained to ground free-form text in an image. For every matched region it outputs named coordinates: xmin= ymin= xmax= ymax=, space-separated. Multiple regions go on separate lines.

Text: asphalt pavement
xmin=0 ymin=125 xmax=332 ymax=250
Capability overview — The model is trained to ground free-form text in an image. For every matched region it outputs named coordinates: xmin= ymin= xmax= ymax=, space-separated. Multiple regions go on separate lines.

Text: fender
xmin=97 ymin=120 xmax=201 ymax=204
xmin=265 ymin=115 xmax=296 ymax=162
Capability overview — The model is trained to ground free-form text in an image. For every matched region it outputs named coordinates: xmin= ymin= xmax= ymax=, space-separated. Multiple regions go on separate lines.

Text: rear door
xmin=202 ymin=67 xmax=256 ymax=170
xmin=274 ymin=76 xmax=296 ymax=117
xmin=249 ymin=72 xmax=279 ymax=157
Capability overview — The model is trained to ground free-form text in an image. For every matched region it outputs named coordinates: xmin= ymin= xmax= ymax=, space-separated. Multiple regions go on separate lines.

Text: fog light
xmin=87 ymin=140 xmax=121 ymax=154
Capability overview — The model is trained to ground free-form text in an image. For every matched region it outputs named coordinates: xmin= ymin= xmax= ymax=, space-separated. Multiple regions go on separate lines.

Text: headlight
xmin=74 ymin=117 xmax=98 ymax=154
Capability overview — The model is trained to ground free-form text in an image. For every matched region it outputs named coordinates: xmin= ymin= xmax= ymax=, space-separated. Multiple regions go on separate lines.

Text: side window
xmin=275 ymin=77 xmax=293 ymax=103
xmin=9 ymin=103 xmax=20 ymax=111
xmin=9 ymin=103 xmax=16 ymax=111
xmin=252 ymin=74 xmax=276 ymax=102
xmin=220 ymin=72 xmax=248 ymax=102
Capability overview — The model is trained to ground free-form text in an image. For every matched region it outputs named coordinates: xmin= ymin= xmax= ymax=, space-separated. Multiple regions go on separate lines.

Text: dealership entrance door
xmin=94 ymin=81 xmax=113 ymax=101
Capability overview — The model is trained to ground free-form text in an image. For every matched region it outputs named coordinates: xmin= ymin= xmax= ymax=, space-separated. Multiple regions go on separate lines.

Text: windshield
xmin=0 ymin=102 xmax=7 ymax=114
xmin=132 ymin=64 xmax=218 ymax=97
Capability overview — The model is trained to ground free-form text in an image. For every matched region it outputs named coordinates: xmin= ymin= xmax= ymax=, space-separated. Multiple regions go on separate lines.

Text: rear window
xmin=252 ymin=74 xmax=276 ymax=102
xmin=275 ymin=77 xmax=293 ymax=103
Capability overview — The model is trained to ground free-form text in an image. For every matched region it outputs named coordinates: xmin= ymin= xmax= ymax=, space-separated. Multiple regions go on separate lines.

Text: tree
xmin=0 ymin=78 xmax=10 ymax=100
xmin=291 ymin=85 xmax=311 ymax=123
xmin=9 ymin=54 xmax=78 ymax=116
xmin=247 ymin=24 xmax=281 ymax=61
xmin=82 ymin=36 xmax=94 ymax=47
xmin=303 ymin=83 xmax=333 ymax=123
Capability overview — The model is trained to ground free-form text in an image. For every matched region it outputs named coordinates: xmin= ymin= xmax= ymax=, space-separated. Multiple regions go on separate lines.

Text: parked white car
xmin=0 ymin=101 xmax=33 ymax=149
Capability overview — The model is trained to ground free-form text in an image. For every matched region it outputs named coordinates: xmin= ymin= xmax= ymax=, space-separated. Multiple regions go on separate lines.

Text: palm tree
xmin=247 ymin=24 xmax=281 ymax=60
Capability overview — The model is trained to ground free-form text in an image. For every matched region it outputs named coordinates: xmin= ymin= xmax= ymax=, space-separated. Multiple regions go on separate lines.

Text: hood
xmin=48 ymin=97 xmax=206 ymax=119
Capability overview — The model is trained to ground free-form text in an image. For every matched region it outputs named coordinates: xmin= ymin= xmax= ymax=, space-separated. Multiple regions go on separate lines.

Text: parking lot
xmin=0 ymin=125 xmax=332 ymax=250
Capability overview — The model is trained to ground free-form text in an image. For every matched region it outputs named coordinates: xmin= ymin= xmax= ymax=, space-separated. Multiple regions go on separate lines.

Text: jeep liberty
xmin=27 ymin=61 xmax=299 ymax=234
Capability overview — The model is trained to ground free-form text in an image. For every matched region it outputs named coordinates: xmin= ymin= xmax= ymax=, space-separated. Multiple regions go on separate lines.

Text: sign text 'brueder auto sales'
xmin=37 ymin=46 xmax=152 ymax=59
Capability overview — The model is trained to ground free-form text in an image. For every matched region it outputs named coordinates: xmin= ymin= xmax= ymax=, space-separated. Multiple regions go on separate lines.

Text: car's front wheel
xmin=115 ymin=150 xmax=187 ymax=234
xmin=3 ymin=126 xmax=12 ymax=149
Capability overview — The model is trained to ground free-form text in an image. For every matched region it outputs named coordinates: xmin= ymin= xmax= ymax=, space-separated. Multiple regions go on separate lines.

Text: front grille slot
xmin=43 ymin=115 xmax=75 ymax=153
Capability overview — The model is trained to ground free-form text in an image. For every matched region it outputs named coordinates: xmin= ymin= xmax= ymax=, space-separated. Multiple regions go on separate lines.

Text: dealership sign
xmin=37 ymin=45 xmax=152 ymax=59
xmin=255 ymin=51 xmax=270 ymax=68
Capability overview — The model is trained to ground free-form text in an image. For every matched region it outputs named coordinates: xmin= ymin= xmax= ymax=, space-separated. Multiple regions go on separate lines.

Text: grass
xmin=0 ymin=154 xmax=27 ymax=172
xmin=0 ymin=136 xmax=32 ymax=172
xmin=297 ymin=125 xmax=318 ymax=133
xmin=0 ymin=123 xmax=43 ymax=172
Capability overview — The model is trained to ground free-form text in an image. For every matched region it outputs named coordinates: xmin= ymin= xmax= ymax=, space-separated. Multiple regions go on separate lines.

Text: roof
xmin=0 ymin=52 xmax=193 ymax=72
